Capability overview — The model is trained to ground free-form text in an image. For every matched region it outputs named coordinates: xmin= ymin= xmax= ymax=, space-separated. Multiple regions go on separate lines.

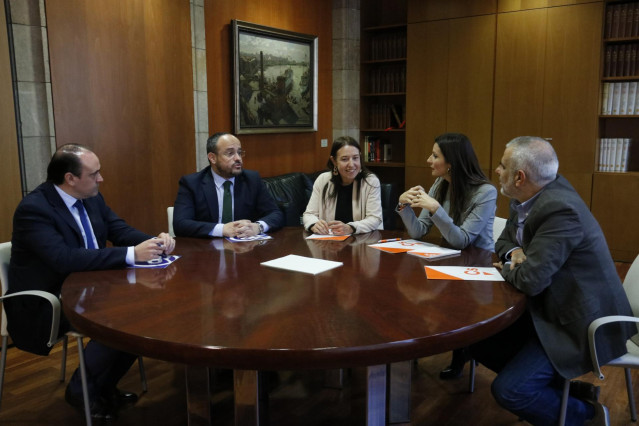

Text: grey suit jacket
xmin=496 ymin=174 xmax=634 ymax=378
xmin=397 ymin=179 xmax=497 ymax=252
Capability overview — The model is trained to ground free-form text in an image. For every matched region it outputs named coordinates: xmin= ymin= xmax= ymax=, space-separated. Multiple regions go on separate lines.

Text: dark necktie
xmin=74 ymin=200 xmax=95 ymax=249
xmin=222 ymin=180 xmax=232 ymax=223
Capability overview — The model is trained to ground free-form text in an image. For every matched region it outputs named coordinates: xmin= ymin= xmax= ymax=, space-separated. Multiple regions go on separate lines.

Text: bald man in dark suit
xmin=6 ymin=144 xmax=175 ymax=420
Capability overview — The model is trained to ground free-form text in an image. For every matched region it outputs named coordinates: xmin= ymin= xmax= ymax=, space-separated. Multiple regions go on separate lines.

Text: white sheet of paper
xmin=261 ymin=254 xmax=343 ymax=275
xmin=305 ymin=234 xmax=350 ymax=241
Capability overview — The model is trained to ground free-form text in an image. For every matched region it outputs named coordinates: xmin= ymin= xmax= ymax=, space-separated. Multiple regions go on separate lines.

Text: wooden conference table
xmin=61 ymin=227 xmax=525 ymax=425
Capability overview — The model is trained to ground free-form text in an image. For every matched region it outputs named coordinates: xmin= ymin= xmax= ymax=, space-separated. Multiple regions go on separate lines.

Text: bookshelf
xmin=594 ymin=1 xmax=639 ymax=261
xmin=360 ymin=1 xmax=406 ymax=196
xmin=599 ymin=1 xmax=639 ymax=173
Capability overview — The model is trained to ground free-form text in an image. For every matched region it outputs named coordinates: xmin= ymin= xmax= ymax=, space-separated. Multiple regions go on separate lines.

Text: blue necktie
xmin=74 ymin=200 xmax=95 ymax=249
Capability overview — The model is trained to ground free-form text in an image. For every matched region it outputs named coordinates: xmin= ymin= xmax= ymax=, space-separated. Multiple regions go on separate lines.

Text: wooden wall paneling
xmin=205 ymin=0 xmax=333 ymax=177
xmin=47 ymin=0 xmax=195 ymax=235
xmin=591 ymin=173 xmax=639 ymax=262
xmin=446 ymin=14 xmax=496 ymax=171
xmin=498 ymin=0 xmax=600 ymax=13
xmin=541 ymin=2 xmax=603 ymax=206
xmin=0 ymin=2 xmax=22 ymax=242
xmin=492 ymin=8 xmax=547 ymax=217
xmin=405 ymin=20 xmax=448 ymax=175
xmin=407 ymin=0 xmax=497 ymax=23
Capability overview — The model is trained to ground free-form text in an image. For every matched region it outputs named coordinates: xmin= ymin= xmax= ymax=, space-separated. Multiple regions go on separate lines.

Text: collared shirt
xmin=512 ymin=190 xmax=543 ymax=246
xmin=209 ymin=170 xmax=269 ymax=237
xmin=54 ymin=185 xmax=135 ymax=265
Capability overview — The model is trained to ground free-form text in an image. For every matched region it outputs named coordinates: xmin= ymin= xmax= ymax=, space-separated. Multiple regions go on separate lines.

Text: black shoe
xmin=439 ymin=364 xmax=464 ymax=380
xmin=65 ymin=386 xmax=117 ymax=420
xmin=570 ymin=380 xmax=601 ymax=402
xmin=106 ymin=388 xmax=139 ymax=408
xmin=439 ymin=348 xmax=469 ymax=380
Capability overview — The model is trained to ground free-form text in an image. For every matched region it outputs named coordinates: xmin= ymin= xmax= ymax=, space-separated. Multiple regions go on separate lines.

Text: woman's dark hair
xmin=432 ymin=133 xmax=492 ymax=225
xmin=46 ymin=144 xmax=90 ymax=185
xmin=322 ymin=136 xmax=373 ymax=201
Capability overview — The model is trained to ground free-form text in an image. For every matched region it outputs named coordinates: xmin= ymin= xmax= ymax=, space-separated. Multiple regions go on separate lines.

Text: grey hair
xmin=506 ymin=136 xmax=559 ymax=187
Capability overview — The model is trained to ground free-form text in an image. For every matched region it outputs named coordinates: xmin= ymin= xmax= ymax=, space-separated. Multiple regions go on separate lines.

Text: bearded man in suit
xmin=172 ymin=132 xmax=284 ymax=238
xmin=6 ymin=144 xmax=175 ymax=420
xmin=471 ymin=136 xmax=633 ymax=426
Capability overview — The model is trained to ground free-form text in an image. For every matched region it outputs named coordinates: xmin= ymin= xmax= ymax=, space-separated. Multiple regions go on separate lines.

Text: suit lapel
xmin=42 ymin=183 xmax=85 ymax=246
xmin=202 ymin=170 xmax=220 ymax=222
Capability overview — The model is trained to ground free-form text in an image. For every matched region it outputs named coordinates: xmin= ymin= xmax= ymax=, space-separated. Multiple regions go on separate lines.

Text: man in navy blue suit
xmin=173 ymin=132 xmax=284 ymax=238
xmin=6 ymin=144 xmax=175 ymax=420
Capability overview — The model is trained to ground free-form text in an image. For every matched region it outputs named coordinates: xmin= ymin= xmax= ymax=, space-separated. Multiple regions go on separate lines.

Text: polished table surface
xmin=61 ymin=227 xmax=525 ymax=424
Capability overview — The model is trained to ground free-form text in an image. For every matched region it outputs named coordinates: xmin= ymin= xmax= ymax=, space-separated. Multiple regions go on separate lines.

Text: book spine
xmin=602 ymin=82 xmax=610 ymax=115
xmin=606 ymin=5 xmax=614 ymax=38
xmin=608 ymin=139 xmax=618 ymax=172
xmin=612 ymin=4 xmax=622 ymax=38
xmin=629 ymin=81 xmax=638 ymax=115
xmin=621 ymin=82 xmax=629 ymax=115
xmin=615 ymin=138 xmax=625 ymax=172
xmin=613 ymin=82 xmax=622 ymax=115
xmin=598 ymin=138 xmax=605 ymax=171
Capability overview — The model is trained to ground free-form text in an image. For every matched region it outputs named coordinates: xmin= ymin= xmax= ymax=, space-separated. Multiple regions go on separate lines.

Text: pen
xmin=378 ymin=238 xmax=401 ymax=243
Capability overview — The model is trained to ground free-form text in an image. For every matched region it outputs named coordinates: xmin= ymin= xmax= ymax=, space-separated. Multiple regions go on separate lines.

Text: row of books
xmin=603 ymin=43 xmax=639 ymax=77
xmin=368 ymin=31 xmax=406 ymax=61
xmin=363 ymin=136 xmax=392 ymax=162
xmin=605 ymin=2 xmax=639 ymax=39
xmin=598 ymin=138 xmax=632 ymax=172
xmin=365 ymin=103 xmax=405 ymax=130
xmin=601 ymin=82 xmax=639 ymax=115
xmin=366 ymin=65 xmax=406 ymax=94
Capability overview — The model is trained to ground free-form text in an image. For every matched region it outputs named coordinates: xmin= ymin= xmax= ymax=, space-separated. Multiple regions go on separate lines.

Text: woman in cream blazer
xmin=303 ymin=136 xmax=383 ymax=234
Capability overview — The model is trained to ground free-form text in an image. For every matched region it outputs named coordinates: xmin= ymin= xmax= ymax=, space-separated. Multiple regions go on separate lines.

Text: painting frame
xmin=232 ymin=20 xmax=318 ymax=134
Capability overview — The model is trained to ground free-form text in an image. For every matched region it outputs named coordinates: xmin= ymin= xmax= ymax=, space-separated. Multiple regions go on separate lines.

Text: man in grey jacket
xmin=471 ymin=136 xmax=633 ymax=426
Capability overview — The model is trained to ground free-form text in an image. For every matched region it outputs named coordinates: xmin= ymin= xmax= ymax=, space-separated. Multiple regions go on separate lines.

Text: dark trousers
xmin=470 ymin=313 xmax=592 ymax=426
xmin=67 ymin=339 xmax=137 ymax=401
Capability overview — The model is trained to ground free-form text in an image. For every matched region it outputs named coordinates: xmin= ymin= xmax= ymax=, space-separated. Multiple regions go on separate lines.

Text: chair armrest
xmin=588 ymin=315 xmax=639 ymax=379
xmin=0 ymin=290 xmax=62 ymax=348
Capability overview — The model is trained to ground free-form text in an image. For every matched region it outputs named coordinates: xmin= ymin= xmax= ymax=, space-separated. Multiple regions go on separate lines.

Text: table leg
xmin=388 ymin=361 xmax=412 ymax=423
xmin=185 ymin=366 xmax=211 ymax=425
xmin=324 ymin=368 xmax=345 ymax=389
xmin=234 ymin=370 xmax=265 ymax=426
xmin=366 ymin=364 xmax=387 ymax=426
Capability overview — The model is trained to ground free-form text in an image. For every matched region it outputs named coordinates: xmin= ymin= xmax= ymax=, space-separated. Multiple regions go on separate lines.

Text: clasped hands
xmin=311 ymin=219 xmax=352 ymax=236
xmin=399 ymin=186 xmax=441 ymax=214
xmin=493 ymin=248 xmax=527 ymax=270
xmin=222 ymin=219 xmax=260 ymax=238
xmin=134 ymin=232 xmax=175 ymax=262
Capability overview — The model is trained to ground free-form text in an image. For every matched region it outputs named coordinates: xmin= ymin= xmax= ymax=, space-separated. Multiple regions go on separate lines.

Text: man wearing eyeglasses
xmin=173 ymin=132 xmax=284 ymax=238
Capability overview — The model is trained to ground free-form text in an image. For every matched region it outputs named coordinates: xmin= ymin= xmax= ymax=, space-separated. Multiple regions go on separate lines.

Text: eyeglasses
xmin=220 ymin=149 xmax=246 ymax=159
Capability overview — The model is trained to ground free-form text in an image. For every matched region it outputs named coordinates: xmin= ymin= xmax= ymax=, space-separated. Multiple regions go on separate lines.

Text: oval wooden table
xmin=61 ymin=227 xmax=525 ymax=425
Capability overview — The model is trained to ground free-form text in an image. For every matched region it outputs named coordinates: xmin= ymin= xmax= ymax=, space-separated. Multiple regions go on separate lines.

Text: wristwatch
xmin=255 ymin=222 xmax=264 ymax=234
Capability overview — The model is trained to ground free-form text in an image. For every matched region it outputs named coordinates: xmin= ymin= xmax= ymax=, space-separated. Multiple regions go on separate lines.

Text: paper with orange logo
xmin=424 ymin=266 xmax=504 ymax=281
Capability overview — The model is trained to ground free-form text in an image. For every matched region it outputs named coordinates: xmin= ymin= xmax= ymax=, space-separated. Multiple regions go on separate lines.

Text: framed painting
xmin=232 ymin=20 xmax=318 ymax=134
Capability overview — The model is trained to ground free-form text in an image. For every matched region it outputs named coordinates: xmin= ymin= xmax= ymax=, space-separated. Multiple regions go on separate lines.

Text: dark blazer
xmin=173 ymin=167 xmax=284 ymax=238
xmin=495 ymin=175 xmax=634 ymax=378
xmin=6 ymin=181 xmax=151 ymax=355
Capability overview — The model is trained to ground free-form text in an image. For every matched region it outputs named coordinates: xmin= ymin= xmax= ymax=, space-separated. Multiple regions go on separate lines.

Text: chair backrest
xmin=167 ymin=206 xmax=174 ymax=237
xmin=493 ymin=217 xmax=507 ymax=244
xmin=0 ymin=242 xmax=12 ymax=337
xmin=622 ymin=254 xmax=639 ymax=317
